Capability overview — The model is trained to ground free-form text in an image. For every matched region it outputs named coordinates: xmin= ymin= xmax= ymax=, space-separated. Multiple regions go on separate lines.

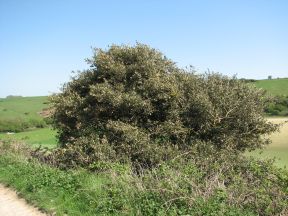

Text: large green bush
xmin=51 ymin=44 xmax=277 ymax=168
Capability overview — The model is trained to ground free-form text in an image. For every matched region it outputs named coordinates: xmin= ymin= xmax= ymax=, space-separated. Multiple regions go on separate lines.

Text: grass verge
xmin=0 ymin=143 xmax=108 ymax=215
xmin=1 ymin=141 xmax=287 ymax=215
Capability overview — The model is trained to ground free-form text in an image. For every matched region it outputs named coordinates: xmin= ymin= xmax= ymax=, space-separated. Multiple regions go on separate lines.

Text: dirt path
xmin=268 ymin=117 xmax=288 ymax=123
xmin=0 ymin=184 xmax=46 ymax=216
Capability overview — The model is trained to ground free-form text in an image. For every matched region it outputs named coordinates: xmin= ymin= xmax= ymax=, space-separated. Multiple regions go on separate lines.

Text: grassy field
xmin=0 ymin=96 xmax=49 ymax=132
xmin=253 ymin=78 xmax=288 ymax=96
xmin=247 ymin=118 xmax=288 ymax=168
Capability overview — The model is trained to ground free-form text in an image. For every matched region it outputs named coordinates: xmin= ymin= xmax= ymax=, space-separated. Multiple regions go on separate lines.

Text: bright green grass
xmin=247 ymin=118 xmax=288 ymax=168
xmin=0 ymin=128 xmax=57 ymax=148
xmin=253 ymin=78 xmax=288 ymax=96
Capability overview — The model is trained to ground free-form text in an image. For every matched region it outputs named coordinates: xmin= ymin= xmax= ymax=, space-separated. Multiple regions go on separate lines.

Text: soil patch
xmin=0 ymin=184 xmax=46 ymax=216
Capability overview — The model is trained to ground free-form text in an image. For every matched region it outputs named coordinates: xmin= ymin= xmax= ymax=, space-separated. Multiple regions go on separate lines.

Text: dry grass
xmin=248 ymin=117 xmax=288 ymax=168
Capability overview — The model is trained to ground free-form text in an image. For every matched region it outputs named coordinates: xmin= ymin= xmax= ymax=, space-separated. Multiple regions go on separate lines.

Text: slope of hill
xmin=0 ymin=96 xmax=49 ymax=132
xmin=254 ymin=78 xmax=288 ymax=96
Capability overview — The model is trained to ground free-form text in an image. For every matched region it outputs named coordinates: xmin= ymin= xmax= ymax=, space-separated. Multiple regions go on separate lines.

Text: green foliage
xmin=118 ymin=150 xmax=288 ymax=216
xmin=50 ymin=43 xmax=277 ymax=168
xmin=264 ymin=95 xmax=288 ymax=116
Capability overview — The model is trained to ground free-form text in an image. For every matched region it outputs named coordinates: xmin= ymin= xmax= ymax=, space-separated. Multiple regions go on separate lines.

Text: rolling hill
xmin=253 ymin=78 xmax=288 ymax=96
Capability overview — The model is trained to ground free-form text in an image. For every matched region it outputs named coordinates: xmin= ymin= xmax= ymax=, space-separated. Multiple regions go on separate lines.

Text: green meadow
xmin=254 ymin=78 xmax=288 ymax=96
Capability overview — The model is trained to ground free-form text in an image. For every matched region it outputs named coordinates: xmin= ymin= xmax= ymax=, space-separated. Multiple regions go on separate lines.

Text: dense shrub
xmin=50 ymin=43 xmax=277 ymax=168
xmin=265 ymin=95 xmax=288 ymax=116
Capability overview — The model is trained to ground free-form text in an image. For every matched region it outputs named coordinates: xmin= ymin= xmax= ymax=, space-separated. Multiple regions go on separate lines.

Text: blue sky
xmin=0 ymin=0 xmax=287 ymax=97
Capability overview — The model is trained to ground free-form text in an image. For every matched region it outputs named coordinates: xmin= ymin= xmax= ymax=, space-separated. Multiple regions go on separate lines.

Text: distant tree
xmin=6 ymin=95 xmax=22 ymax=99
xmin=239 ymin=78 xmax=256 ymax=83
xmin=268 ymin=75 xmax=272 ymax=80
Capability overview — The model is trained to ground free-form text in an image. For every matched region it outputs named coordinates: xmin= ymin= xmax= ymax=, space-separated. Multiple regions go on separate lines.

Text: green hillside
xmin=0 ymin=96 xmax=49 ymax=132
xmin=254 ymin=78 xmax=288 ymax=96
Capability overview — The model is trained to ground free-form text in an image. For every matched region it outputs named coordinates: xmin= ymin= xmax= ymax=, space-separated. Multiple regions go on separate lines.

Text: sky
xmin=0 ymin=0 xmax=287 ymax=98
